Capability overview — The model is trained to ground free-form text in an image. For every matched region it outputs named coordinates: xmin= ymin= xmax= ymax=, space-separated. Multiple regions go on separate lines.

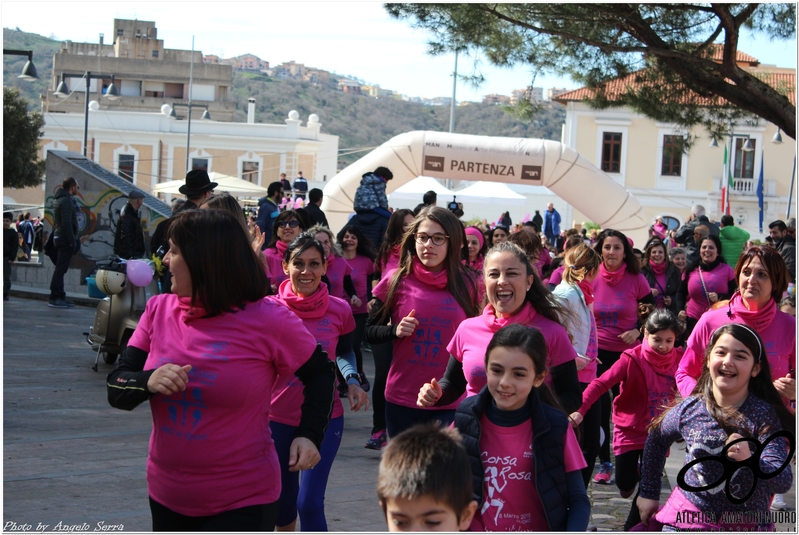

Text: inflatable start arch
xmin=321 ymin=131 xmax=648 ymax=233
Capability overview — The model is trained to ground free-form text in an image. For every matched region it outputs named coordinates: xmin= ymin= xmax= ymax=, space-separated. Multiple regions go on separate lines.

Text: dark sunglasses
xmin=277 ymin=220 xmax=300 ymax=229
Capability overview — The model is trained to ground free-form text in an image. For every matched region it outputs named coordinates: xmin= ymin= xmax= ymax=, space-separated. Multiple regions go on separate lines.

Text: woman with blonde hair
xmin=552 ymin=243 xmax=604 ymax=487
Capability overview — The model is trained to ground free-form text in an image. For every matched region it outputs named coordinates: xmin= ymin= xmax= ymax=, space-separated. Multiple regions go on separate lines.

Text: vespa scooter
xmin=85 ymin=256 xmax=160 ymax=371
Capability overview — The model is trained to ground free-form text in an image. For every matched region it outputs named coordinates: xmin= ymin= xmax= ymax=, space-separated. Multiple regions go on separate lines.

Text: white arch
xmin=321 ymin=131 xmax=648 ymax=233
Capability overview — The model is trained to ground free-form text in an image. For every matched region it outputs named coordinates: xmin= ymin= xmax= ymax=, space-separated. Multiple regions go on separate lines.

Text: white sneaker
xmin=771 ymin=493 xmax=787 ymax=511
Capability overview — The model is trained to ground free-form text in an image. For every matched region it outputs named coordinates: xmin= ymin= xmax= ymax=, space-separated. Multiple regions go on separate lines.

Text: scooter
xmin=84 ymin=256 xmax=160 ymax=371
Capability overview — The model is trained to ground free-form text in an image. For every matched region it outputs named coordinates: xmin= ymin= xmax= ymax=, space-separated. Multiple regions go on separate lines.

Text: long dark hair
xmin=200 ymin=192 xmax=251 ymax=243
xmin=266 ymin=210 xmax=307 ymax=250
xmin=684 ymin=234 xmax=725 ymax=278
xmin=376 ymin=208 xmax=414 ymax=272
xmin=650 ymin=323 xmax=795 ymax=434
xmin=642 ymin=238 xmax=670 ymax=270
xmin=594 ymin=229 xmax=641 ymax=275
xmin=484 ymin=242 xmax=574 ymax=327
xmin=377 ymin=207 xmax=479 ymax=322
xmin=166 ymin=210 xmax=268 ymax=317
xmin=485 ymin=324 xmax=564 ymax=414
xmin=734 ymin=245 xmax=789 ymax=303
xmin=337 ymin=223 xmax=376 ymax=262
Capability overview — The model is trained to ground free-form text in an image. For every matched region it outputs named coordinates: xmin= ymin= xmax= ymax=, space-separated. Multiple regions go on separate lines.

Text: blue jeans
xmin=270 ymin=416 xmax=344 ymax=531
xmin=49 ymin=240 xmax=75 ymax=299
xmin=385 ymin=401 xmax=455 ymax=439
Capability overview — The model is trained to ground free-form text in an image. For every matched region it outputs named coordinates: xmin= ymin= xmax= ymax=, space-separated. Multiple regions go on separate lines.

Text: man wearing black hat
xmin=114 ymin=190 xmax=147 ymax=259
xmin=177 ymin=169 xmax=218 ymax=212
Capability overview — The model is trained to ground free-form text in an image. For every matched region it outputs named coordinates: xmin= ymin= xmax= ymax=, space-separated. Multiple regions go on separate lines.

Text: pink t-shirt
xmin=264 ymin=247 xmax=287 ymax=287
xmin=129 ymin=294 xmax=318 ymax=517
xmin=471 ymin=417 xmax=585 ymax=531
xmin=260 ymin=251 xmax=272 ymax=280
xmin=684 ymin=264 xmax=736 ymax=319
xmin=578 ymin=312 xmax=600 ymax=383
xmin=344 ymin=255 xmax=375 ymax=315
xmin=378 ymin=250 xmax=401 ymax=281
xmin=548 ymin=264 xmax=565 ymax=287
xmin=325 ymin=255 xmax=353 ymax=300
xmin=267 ymin=295 xmax=355 ymax=426
xmin=593 ymin=270 xmax=651 ymax=352
xmin=447 ymin=303 xmax=578 ymax=397
xmin=534 ymin=250 xmax=552 ymax=278
xmin=373 ymin=270 xmax=469 ymax=410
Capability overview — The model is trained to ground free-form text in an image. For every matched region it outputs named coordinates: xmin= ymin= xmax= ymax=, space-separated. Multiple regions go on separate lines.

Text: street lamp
xmin=53 ymin=71 xmax=119 ymax=157
xmin=170 ymin=102 xmax=212 ymax=173
xmin=3 ymin=49 xmax=38 ymax=80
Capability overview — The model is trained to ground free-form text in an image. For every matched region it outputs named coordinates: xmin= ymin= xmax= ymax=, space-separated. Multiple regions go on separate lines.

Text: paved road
xmin=3 ymin=296 xmax=795 ymax=531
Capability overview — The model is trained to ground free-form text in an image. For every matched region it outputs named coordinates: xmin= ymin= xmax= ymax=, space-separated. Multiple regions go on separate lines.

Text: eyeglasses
xmin=415 ymin=233 xmax=449 ymax=246
xmin=277 ymin=220 xmax=300 ymax=229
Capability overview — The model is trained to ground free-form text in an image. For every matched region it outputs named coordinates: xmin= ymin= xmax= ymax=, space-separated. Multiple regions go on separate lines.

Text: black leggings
xmin=596 ymin=348 xmax=622 ymax=464
xmin=149 ymin=496 xmax=279 ymax=532
xmin=351 ymin=313 xmax=368 ymax=374
xmin=615 ymin=449 xmax=644 ymax=530
xmin=578 ymin=381 xmax=603 ymax=488
xmin=370 ymin=341 xmax=393 ymax=434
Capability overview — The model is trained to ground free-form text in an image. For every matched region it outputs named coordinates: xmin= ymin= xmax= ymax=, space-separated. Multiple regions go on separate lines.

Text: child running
xmin=455 ymin=324 xmax=590 ymax=531
xmin=377 ymin=424 xmax=477 ymax=532
xmin=569 ymin=309 xmax=685 ymax=530
xmin=637 ymin=323 xmax=795 ymax=531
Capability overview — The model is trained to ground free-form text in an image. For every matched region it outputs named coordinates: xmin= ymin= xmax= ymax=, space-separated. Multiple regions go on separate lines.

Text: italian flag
xmin=721 ymin=146 xmax=733 ymax=215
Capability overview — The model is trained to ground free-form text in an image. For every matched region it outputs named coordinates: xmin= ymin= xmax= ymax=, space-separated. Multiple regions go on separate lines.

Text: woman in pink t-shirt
xmin=264 ymin=210 xmax=308 ymax=293
xmin=365 ymin=207 xmax=480 ymax=438
xmin=337 ymin=223 xmax=376 ymax=391
xmin=464 ymin=226 xmax=487 ymax=273
xmin=107 ymin=210 xmax=334 ymax=531
xmin=365 ymin=208 xmax=414 ymax=450
xmin=676 ymin=234 xmax=737 ymax=337
xmin=417 ymin=242 xmax=582 ymax=414
xmin=268 ymin=233 xmax=368 ymax=532
xmin=591 ymin=229 xmax=655 ymax=485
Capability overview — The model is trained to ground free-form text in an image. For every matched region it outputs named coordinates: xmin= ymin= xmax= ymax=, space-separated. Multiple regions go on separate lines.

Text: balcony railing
xmin=731 ymin=178 xmax=755 ymax=195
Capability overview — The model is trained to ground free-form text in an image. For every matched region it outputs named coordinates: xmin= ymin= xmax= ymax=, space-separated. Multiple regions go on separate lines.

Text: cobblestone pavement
xmin=3 ymin=294 xmax=795 ymax=532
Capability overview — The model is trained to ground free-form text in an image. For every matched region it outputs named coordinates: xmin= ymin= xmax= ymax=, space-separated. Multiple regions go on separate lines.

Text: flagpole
xmin=787 ymin=156 xmax=796 ymax=220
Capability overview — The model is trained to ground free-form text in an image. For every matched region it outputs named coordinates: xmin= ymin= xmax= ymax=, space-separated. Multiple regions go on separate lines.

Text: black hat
xmin=179 ymin=170 xmax=218 ymax=196
xmin=128 ymin=190 xmax=145 ymax=200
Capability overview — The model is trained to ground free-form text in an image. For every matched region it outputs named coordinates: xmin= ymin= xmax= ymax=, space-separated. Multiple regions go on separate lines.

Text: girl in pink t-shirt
xmin=264 ymin=210 xmax=308 ymax=293
xmin=417 ymin=242 xmax=581 ymax=415
xmin=365 ymin=207 xmax=480 ymax=438
xmin=454 ymin=324 xmax=589 ymax=531
xmin=268 ymin=233 xmax=368 ymax=532
xmin=570 ymin=309 xmax=684 ymax=530
xmin=365 ymin=208 xmax=414 ymax=450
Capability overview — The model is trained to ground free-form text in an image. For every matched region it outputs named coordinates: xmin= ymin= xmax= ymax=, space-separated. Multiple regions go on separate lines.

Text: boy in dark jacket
xmin=352 ymin=166 xmax=393 ymax=251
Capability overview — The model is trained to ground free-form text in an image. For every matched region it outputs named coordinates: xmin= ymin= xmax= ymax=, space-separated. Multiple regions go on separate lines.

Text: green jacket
xmin=718 ymin=224 xmax=750 ymax=267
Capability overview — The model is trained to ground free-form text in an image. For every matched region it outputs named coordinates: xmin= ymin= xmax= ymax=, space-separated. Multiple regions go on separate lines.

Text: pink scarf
xmin=649 ymin=260 xmax=667 ymax=276
xmin=178 ymin=296 xmax=208 ymax=323
xmin=483 ymin=301 xmax=537 ymax=332
xmin=276 ymin=279 xmax=329 ymax=319
xmin=639 ymin=337 xmax=680 ymax=376
xmin=412 ymin=257 xmax=448 ymax=289
xmin=274 ymin=239 xmax=288 ymax=258
xmin=578 ymin=279 xmax=595 ymax=305
xmin=465 ymin=256 xmax=484 ymax=272
xmin=599 ymin=261 xmax=627 ymax=287
xmin=727 ymin=291 xmax=777 ymax=333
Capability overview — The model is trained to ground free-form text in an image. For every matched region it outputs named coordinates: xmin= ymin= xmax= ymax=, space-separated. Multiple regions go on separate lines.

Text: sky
xmin=2 ymin=2 xmax=797 ymax=103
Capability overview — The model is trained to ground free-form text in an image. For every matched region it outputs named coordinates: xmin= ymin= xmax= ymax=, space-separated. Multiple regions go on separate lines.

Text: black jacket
xmin=114 ymin=202 xmax=146 ymax=259
xmin=52 ymin=187 xmax=78 ymax=246
xmin=456 ymin=386 xmax=571 ymax=531
xmin=4 ymin=227 xmax=19 ymax=262
xmin=641 ymin=262 xmax=682 ymax=314
xmin=350 ymin=211 xmax=388 ymax=253
xmin=305 ymin=203 xmax=328 ymax=228
xmin=776 ymin=234 xmax=796 ymax=284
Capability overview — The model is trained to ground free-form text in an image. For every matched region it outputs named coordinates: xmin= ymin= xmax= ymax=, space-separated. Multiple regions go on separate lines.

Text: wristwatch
xmin=345 ymin=373 xmax=360 ymax=386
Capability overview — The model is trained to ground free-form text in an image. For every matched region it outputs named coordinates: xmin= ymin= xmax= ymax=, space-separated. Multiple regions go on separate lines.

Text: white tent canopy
xmin=452 ymin=181 xmax=526 ymax=206
xmin=389 ymin=176 xmax=454 ymax=205
xmin=321 ymin=131 xmax=647 ymax=236
xmin=152 ymin=172 xmax=269 ymax=197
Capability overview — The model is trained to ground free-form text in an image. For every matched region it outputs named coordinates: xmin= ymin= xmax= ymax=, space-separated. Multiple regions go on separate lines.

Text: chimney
xmin=99 ymin=33 xmax=104 ymax=45
xmin=247 ymin=98 xmax=255 ymax=124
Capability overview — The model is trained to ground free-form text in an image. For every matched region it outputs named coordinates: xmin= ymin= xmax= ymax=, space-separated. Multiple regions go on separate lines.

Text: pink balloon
xmin=127 ymin=259 xmax=154 ymax=287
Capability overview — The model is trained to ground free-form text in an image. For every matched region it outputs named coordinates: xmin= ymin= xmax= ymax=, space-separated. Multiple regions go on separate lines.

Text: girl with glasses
xmin=264 ymin=211 xmax=307 ymax=293
xmin=365 ymin=207 xmax=480 ymax=438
